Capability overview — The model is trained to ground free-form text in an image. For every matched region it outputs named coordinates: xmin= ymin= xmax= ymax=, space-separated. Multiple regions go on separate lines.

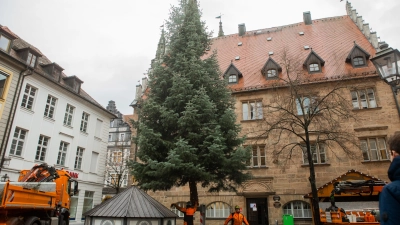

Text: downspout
xmin=391 ymin=86 xmax=400 ymax=118
xmin=0 ymin=67 xmax=33 ymax=172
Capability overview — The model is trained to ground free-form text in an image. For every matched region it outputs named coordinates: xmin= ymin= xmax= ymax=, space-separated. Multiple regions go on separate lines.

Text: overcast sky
xmin=1 ymin=0 xmax=399 ymax=115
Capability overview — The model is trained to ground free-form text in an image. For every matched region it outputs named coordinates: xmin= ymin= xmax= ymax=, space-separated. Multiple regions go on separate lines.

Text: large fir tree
xmin=131 ymin=0 xmax=251 ymax=204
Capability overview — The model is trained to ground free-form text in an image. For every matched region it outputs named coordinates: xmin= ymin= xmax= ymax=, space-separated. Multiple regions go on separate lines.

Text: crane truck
xmin=319 ymin=180 xmax=385 ymax=224
xmin=0 ymin=163 xmax=78 ymax=225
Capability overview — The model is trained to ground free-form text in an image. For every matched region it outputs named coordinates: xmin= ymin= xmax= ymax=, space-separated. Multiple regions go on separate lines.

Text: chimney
xmin=369 ymin=32 xmax=379 ymax=49
xmin=351 ymin=10 xmax=357 ymax=23
xmin=363 ymin=23 xmax=370 ymax=39
xmin=356 ymin=16 xmax=363 ymax=31
xmin=135 ymin=84 xmax=142 ymax=101
xmin=303 ymin=11 xmax=312 ymax=25
xmin=142 ymin=77 xmax=148 ymax=93
xmin=238 ymin=23 xmax=246 ymax=36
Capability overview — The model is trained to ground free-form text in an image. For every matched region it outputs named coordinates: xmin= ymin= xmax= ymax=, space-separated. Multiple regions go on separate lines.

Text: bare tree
xmin=104 ymin=145 xmax=130 ymax=194
xmin=256 ymin=50 xmax=361 ymax=225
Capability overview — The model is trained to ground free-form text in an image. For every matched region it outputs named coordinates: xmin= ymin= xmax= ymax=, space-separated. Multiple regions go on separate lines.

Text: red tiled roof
xmin=0 ymin=25 xmax=115 ymax=118
xmin=206 ymin=15 xmax=378 ymax=91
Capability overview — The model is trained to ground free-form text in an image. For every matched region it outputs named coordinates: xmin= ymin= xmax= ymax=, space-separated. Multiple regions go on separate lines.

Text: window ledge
xmin=20 ymin=107 xmax=34 ymax=114
xmin=74 ymin=169 xmax=83 ymax=172
xmin=54 ymin=164 xmax=68 ymax=169
xmin=34 ymin=159 xmax=46 ymax=163
xmin=301 ymin=163 xmax=330 ymax=167
xmin=94 ymin=136 xmax=102 ymax=141
xmin=352 ymin=107 xmax=382 ymax=112
xmin=43 ymin=116 xmax=55 ymax=122
xmin=9 ymin=155 xmax=24 ymax=160
xmin=241 ymin=119 xmax=263 ymax=123
xmin=89 ymin=172 xmax=98 ymax=175
xmin=63 ymin=124 xmax=73 ymax=129
xmin=361 ymin=160 xmax=391 ymax=164
xmin=247 ymin=166 xmax=269 ymax=169
xmin=80 ymin=131 xmax=88 ymax=136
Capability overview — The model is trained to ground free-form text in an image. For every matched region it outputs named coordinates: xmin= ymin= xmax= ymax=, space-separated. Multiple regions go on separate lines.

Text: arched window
xmin=267 ymin=69 xmax=277 ymax=78
xmin=171 ymin=202 xmax=186 ymax=217
xmin=206 ymin=201 xmax=231 ymax=218
xmin=309 ymin=63 xmax=320 ymax=72
xmin=229 ymin=74 xmax=237 ymax=83
xmin=353 ymin=56 xmax=365 ymax=66
xmin=283 ymin=201 xmax=311 ymax=218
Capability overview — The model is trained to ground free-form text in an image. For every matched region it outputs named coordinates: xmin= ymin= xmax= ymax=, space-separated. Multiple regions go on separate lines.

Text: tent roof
xmin=84 ymin=186 xmax=178 ymax=218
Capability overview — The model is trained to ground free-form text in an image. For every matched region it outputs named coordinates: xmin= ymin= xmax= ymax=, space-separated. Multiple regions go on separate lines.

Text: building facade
xmin=103 ymin=100 xmax=133 ymax=196
xmin=0 ymin=26 xmax=30 ymax=172
xmin=0 ymin=26 xmax=116 ymax=222
xmin=132 ymin=3 xmax=399 ymax=225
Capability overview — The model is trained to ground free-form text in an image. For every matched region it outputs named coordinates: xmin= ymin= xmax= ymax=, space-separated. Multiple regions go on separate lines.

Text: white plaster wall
xmin=2 ymin=74 xmax=113 ymax=221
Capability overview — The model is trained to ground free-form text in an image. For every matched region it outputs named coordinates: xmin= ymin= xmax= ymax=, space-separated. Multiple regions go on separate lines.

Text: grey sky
xmin=1 ymin=0 xmax=399 ymax=115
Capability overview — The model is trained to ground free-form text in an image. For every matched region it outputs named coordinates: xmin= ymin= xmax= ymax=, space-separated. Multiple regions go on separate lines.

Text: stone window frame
xmin=206 ymin=201 xmax=231 ymax=218
xmin=301 ymin=142 xmax=327 ymax=165
xmin=350 ymin=87 xmax=377 ymax=110
xmin=246 ymin=145 xmax=267 ymax=168
xmin=360 ymin=137 xmax=389 ymax=162
xmin=283 ymin=200 xmax=312 ymax=218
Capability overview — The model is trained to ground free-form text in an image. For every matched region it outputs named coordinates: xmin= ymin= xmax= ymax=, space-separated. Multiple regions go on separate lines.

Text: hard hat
xmin=186 ymin=201 xmax=193 ymax=207
xmin=235 ymin=205 xmax=240 ymax=209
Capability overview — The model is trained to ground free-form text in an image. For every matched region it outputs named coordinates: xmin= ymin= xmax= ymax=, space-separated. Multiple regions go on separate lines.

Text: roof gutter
xmin=0 ymin=67 xmax=33 ymax=173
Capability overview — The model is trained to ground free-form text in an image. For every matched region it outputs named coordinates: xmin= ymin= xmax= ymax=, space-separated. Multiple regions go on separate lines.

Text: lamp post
xmin=371 ymin=48 xmax=400 ymax=116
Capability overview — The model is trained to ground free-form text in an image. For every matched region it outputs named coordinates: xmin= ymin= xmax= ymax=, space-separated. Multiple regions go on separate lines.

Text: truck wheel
xmin=24 ymin=217 xmax=41 ymax=225
xmin=6 ymin=218 xmax=24 ymax=225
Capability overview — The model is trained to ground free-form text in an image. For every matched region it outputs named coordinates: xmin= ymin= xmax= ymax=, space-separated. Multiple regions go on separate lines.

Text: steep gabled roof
xmin=205 ymin=15 xmax=377 ymax=92
xmin=0 ymin=25 xmax=115 ymax=118
xmin=84 ymin=186 xmax=178 ymax=218
xmin=346 ymin=43 xmax=371 ymax=62
xmin=303 ymin=49 xmax=325 ymax=67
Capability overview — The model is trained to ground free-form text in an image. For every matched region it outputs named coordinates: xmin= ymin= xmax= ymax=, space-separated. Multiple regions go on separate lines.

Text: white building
xmin=1 ymin=27 xmax=116 ymax=222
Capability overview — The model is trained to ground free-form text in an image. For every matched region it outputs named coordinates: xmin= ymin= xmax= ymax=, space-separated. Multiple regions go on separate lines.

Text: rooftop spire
xmin=216 ymin=14 xmax=224 ymax=37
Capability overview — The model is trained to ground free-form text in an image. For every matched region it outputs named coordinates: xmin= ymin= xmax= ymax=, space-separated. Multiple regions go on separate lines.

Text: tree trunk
xmin=305 ymin=129 xmax=321 ymax=225
xmin=189 ymin=180 xmax=198 ymax=205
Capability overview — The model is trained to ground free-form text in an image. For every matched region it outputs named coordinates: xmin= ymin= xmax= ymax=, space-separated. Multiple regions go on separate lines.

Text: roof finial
xmin=216 ymin=14 xmax=224 ymax=37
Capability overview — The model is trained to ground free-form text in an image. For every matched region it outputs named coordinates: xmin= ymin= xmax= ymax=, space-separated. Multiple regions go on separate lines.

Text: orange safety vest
xmin=224 ymin=212 xmax=250 ymax=225
xmin=175 ymin=205 xmax=197 ymax=225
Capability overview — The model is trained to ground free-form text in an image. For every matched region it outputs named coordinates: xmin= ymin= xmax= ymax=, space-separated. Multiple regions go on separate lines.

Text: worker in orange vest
xmin=171 ymin=201 xmax=198 ymax=225
xmin=224 ymin=205 xmax=250 ymax=225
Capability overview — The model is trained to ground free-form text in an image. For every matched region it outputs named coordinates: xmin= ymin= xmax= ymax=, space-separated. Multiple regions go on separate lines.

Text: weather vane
xmin=215 ymin=13 xmax=223 ymax=22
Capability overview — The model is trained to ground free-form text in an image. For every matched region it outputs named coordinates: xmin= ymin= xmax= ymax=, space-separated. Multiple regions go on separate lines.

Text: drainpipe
xmin=0 ymin=67 xmax=33 ymax=173
xmin=391 ymin=86 xmax=400 ymax=118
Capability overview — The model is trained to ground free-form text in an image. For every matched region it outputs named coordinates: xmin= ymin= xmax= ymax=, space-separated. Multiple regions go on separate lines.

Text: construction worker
xmin=171 ymin=201 xmax=198 ymax=225
xmin=224 ymin=205 xmax=249 ymax=225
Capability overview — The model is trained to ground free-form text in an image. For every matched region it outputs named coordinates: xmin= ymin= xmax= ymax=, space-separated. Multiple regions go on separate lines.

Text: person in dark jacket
xmin=379 ymin=133 xmax=400 ymax=225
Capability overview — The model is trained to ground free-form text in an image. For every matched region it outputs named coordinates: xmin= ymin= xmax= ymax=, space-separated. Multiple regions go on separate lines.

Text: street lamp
xmin=1 ymin=173 xmax=9 ymax=182
xmin=371 ymin=48 xmax=400 ymax=94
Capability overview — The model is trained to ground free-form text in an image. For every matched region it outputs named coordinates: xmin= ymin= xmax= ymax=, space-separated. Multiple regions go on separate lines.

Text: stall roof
xmin=84 ymin=186 xmax=178 ymax=218
xmin=304 ymin=169 xmax=386 ymax=198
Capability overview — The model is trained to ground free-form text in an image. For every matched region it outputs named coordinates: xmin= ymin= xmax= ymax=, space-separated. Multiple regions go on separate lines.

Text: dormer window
xmin=41 ymin=62 xmax=64 ymax=81
xmin=0 ymin=35 xmax=11 ymax=51
xmin=14 ymin=47 xmax=42 ymax=68
xmin=228 ymin=74 xmax=237 ymax=83
xmin=261 ymin=57 xmax=282 ymax=80
xmin=346 ymin=43 xmax=370 ymax=68
xmin=303 ymin=50 xmax=325 ymax=74
xmin=223 ymin=63 xmax=242 ymax=84
xmin=267 ymin=69 xmax=277 ymax=78
xmin=27 ymin=52 xmax=37 ymax=67
xmin=309 ymin=63 xmax=320 ymax=72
